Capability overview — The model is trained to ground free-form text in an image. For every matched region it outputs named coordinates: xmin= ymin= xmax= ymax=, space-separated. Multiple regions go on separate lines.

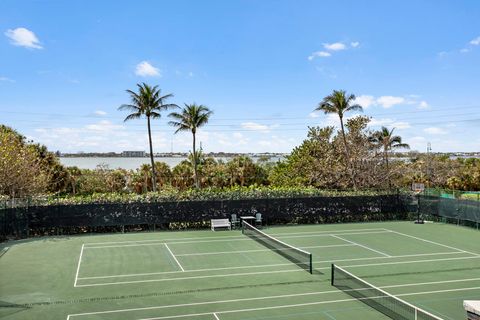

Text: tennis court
xmin=0 ymin=221 xmax=479 ymax=320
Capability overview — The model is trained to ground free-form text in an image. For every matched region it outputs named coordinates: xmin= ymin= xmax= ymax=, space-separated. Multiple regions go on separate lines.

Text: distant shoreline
xmin=58 ymin=155 xmax=286 ymax=170
xmin=59 ymin=152 xmax=288 ymax=158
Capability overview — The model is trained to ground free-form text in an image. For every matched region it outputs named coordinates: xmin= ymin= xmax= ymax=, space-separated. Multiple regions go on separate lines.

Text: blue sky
xmin=1 ymin=0 xmax=479 ymax=153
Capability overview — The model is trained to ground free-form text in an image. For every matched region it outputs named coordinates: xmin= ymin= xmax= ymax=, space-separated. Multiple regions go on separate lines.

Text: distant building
xmin=121 ymin=151 xmax=145 ymax=157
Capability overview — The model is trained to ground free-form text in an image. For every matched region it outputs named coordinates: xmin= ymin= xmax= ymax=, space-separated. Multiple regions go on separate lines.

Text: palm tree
xmin=370 ymin=126 xmax=410 ymax=170
xmin=119 ymin=83 xmax=177 ymax=192
xmin=168 ymin=103 xmax=213 ymax=188
xmin=314 ymin=90 xmax=363 ymax=189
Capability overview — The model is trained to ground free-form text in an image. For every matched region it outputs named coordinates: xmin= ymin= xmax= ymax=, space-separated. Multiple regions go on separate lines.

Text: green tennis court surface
xmin=1 ymin=221 xmax=479 ymax=320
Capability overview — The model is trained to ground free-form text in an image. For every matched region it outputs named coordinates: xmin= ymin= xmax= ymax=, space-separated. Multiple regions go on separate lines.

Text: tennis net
xmin=331 ymin=264 xmax=443 ymax=320
xmin=242 ymin=221 xmax=312 ymax=273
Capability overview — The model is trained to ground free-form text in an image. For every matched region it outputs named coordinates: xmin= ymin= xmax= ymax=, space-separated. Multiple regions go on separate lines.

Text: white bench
xmin=211 ymin=219 xmax=231 ymax=231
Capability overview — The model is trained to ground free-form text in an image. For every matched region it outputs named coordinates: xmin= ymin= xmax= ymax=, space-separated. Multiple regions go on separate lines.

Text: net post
xmin=309 ymin=254 xmax=313 ymax=274
xmin=241 ymin=220 xmax=245 ymax=234
xmin=331 ymin=264 xmax=335 ymax=286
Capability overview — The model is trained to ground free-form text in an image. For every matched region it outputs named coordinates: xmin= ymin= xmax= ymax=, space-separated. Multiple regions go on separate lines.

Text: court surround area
xmin=0 ymin=221 xmax=479 ymax=320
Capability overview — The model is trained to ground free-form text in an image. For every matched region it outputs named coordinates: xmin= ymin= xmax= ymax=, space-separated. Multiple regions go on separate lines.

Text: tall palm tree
xmin=370 ymin=126 xmax=410 ymax=170
xmin=314 ymin=90 xmax=363 ymax=189
xmin=168 ymin=103 xmax=213 ymax=188
xmin=119 ymin=83 xmax=177 ymax=192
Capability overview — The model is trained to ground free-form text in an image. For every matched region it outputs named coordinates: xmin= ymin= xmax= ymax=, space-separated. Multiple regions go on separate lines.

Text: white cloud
xmin=369 ymin=118 xmax=393 ymax=127
xmin=369 ymin=118 xmax=410 ymax=130
xmin=438 ymin=36 xmax=480 ymax=57
xmin=308 ymin=51 xmax=331 ymax=60
xmin=407 ymin=136 xmax=427 ymax=151
xmin=351 ymin=94 xmax=426 ymax=109
xmin=470 ymin=36 xmax=480 ymax=46
xmin=309 ymin=112 xmax=320 ymax=118
xmin=5 ymin=27 xmax=42 ymax=49
xmin=391 ymin=121 xmax=411 ymax=129
xmin=323 ymin=42 xmax=346 ymax=51
xmin=32 ymin=120 xmax=169 ymax=152
xmin=229 ymin=132 xmax=248 ymax=145
xmin=0 ymin=76 xmax=15 ymax=82
xmin=94 ymin=110 xmax=107 ymax=116
xmin=321 ymin=113 xmax=359 ymax=128
xmin=308 ymin=41 xmax=359 ymax=61
xmin=257 ymin=135 xmax=296 ymax=150
xmin=353 ymin=95 xmax=375 ymax=109
xmin=410 ymin=136 xmax=426 ymax=143
xmin=135 ymin=61 xmax=161 ymax=77
xmin=424 ymin=127 xmax=447 ymax=135
xmin=376 ymin=96 xmax=405 ymax=108
xmin=418 ymin=101 xmax=429 ymax=109
xmin=241 ymin=122 xmax=271 ymax=132
xmin=85 ymin=120 xmax=123 ymax=132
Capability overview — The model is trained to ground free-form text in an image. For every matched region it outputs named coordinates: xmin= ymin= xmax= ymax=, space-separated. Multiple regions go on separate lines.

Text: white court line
xmin=385 ymin=229 xmax=478 ymax=256
xmin=138 ymin=287 xmax=480 ymax=320
xmin=331 ymin=235 xmax=391 ymax=257
xmin=165 ymin=244 xmax=184 ymax=272
xmin=267 ymin=228 xmax=388 ymax=237
xmin=341 ymin=255 xmax=480 ymax=269
xmin=73 ymin=244 xmax=84 ymax=287
xmin=175 ymin=244 xmax=356 ymax=257
xmin=84 ymin=243 xmax=166 ymax=249
xmin=212 ymin=313 xmax=220 ymax=320
xmin=83 ymin=228 xmax=387 ymax=246
xmin=75 ymin=254 xmax=480 ymax=287
xmin=84 ymin=230 xmax=392 ymax=249
xmin=66 ymin=282 xmax=480 ymax=319
xmin=77 ymin=251 xmax=466 ymax=280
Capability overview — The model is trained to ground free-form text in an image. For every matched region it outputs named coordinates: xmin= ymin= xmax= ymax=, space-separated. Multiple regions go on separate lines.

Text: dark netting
xmin=419 ymin=195 xmax=480 ymax=224
xmin=331 ymin=264 xmax=443 ymax=320
xmin=242 ymin=221 xmax=312 ymax=273
xmin=0 ymin=194 xmax=409 ymax=239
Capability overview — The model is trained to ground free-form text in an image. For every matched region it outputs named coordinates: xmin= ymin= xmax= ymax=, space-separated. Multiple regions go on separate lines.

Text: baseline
xmin=84 ymin=230 xmax=392 ymax=249
xmin=83 ymin=228 xmax=388 ymax=246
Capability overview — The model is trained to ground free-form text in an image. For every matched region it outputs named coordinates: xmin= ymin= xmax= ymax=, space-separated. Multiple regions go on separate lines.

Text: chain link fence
xmin=419 ymin=188 xmax=480 ymax=229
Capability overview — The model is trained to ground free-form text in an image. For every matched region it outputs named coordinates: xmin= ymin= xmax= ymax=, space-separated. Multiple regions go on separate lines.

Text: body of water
xmin=59 ymin=156 xmax=283 ymax=170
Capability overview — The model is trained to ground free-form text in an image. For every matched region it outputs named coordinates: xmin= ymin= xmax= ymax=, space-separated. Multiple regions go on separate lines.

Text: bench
xmin=211 ymin=219 xmax=231 ymax=231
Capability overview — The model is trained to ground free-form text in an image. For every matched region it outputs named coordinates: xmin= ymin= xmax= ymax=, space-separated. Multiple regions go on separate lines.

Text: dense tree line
xmin=1 ymin=121 xmax=479 ymax=199
xmin=1 ymin=88 xmax=479 ymax=199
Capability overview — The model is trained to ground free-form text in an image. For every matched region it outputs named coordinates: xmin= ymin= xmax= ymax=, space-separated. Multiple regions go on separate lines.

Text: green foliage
xmin=0 ymin=125 xmax=70 ymax=197
xmin=168 ymin=103 xmax=213 ymax=188
xmin=460 ymin=193 xmax=480 ymax=201
xmin=41 ymin=186 xmax=395 ymax=205
xmin=119 ymin=83 xmax=178 ymax=192
xmin=270 ymin=126 xmax=343 ymax=188
xmin=0 ymin=126 xmax=46 ymax=197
